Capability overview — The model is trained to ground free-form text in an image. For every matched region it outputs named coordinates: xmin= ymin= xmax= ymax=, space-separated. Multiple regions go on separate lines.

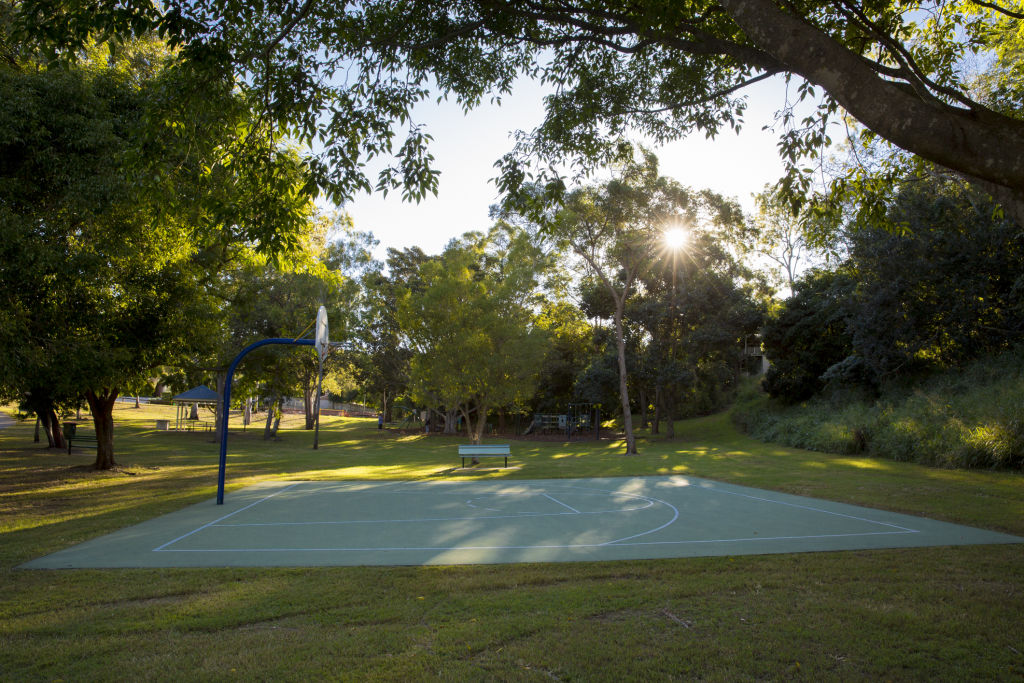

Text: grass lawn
xmin=2 ymin=403 xmax=1022 ymax=680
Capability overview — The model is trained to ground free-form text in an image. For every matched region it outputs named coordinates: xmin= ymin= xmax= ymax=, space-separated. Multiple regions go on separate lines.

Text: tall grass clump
xmin=732 ymin=349 xmax=1024 ymax=469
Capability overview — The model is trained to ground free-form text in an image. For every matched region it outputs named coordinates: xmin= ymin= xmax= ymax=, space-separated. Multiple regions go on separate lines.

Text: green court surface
xmin=20 ymin=476 xmax=1022 ymax=568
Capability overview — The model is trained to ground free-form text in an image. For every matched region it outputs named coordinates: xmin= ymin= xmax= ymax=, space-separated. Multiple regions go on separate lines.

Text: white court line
xmin=151 ymin=529 xmax=917 ymax=554
xmin=208 ymin=483 xmax=673 ymax=544
xmin=211 ymin=503 xmax=653 ymax=527
xmin=600 ymin=496 xmax=679 ymax=545
xmin=542 ymin=493 xmax=581 ymax=514
xmin=704 ymin=486 xmax=920 ymax=533
xmin=153 ymin=482 xmax=303 ymax=552
xmin=529 ymin=483 xmax=679 ymax=546
xmin=291 ymin=480 xmax=412 ymax=495
xmin=607 ymin=530 xmax=917 ymax=546
xmin=155 ymin=480 xmax=413 ymax=549
xmin=156 ymin=479 xmax=920 ymax=555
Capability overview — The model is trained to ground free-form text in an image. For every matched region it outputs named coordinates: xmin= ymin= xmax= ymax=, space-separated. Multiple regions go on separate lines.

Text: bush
xmin=732 ymin=349 xmax=1024 ymax=469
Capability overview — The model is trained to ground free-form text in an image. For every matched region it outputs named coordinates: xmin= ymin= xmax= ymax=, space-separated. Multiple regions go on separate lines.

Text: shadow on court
xmin=20 ymin=476 xmax=1023 ymax=569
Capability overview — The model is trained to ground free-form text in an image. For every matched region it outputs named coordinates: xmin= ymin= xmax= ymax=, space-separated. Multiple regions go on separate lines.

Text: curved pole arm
xmin=217 ymin=338 xmax=314 ymax=504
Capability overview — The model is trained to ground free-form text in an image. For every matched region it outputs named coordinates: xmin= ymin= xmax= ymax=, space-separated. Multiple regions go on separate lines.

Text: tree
xmin=12 ymin=0 xmax=1024 ymax=222
xmin=530 ymin=300 xmax=596 ymax=413
xmin=842 ymin=176 xmax=1024 ymax=378
xmin=0 ymin=41 xmax=315 ymax=468
xmin=632 ymin=228 xmax=764 ymax=435
xmin=746 ymin=186 xmax=818 ymax=294
xmin=765 ymin=171 xmax=1024 ymax=403
xmin=352 ymin=246 xmax=427 ymax=422
xmin=398 ymin=226 xmax=550 ymax=443
xmin=506 ymin=151 xmax=705 ymax=453
xmin=761 ymin=269 xmax=856 ymax=403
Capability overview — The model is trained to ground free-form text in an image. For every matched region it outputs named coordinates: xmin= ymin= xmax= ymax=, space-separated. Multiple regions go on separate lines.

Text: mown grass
xmin=2 ymin=403 xmax=1023 ymax=680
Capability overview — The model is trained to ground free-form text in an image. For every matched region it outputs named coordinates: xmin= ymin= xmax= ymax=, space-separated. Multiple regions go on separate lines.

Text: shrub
xmin=732 ymin=349 xmax=1024 ymax=470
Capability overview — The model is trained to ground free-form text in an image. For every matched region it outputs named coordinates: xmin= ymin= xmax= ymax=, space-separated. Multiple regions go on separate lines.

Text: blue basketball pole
xmin=217 ymin=337 xmax=314 ymax=504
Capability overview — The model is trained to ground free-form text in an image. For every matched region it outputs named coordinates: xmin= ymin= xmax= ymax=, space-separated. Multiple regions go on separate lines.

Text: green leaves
xmin=7 ymin=0 xmax=1024 ymax=214
xmin=396 ymin=225 xmax=549 ymax=435
xmin=0 ymin=37 xmax=320 ymax=425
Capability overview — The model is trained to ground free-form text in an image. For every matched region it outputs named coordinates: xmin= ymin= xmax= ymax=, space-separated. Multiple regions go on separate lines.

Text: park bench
xmin=67 ymin=430 xmax=99 ymax=455
xmin=458 ymin=444 xmax=511 ymax=468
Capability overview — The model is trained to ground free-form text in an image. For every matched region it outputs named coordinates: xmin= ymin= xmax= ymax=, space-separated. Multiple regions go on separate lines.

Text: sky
xmin=336 ymin=76 xmax=798 ymax=260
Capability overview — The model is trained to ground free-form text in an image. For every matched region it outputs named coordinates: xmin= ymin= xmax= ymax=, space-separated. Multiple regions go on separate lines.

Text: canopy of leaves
xmin=632 ymin=228 xmax=765 ymax=418
xmin=761 ymin=269 xmax=856 ymax=404
xmin=9 ymin=0 xmax=1023 ymax=216
xmin=397 ymin=225 xmax=550 ymax=439
xmin=763 ymin=174 xmax=1024 ymax=403
xmin=0 ymin=39 xmax=317 ymax=436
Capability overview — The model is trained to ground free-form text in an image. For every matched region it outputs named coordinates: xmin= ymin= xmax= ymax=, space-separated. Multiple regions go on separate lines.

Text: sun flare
xmin=663 ymin=227 xmax=688 ymax=249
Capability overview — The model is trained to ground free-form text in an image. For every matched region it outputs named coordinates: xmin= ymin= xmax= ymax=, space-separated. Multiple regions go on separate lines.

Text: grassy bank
xmin=733 ymin=350 xmax=1024 ymax=470
xmin=2 ymin=403 xmax=1022 ymax=680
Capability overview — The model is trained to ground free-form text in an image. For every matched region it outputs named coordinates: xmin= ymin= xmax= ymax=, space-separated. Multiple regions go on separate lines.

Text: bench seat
xmin=458 ymin=444 xmax=511 ymax=468
xmin=68 ymin=433 xmax=99 ymax=454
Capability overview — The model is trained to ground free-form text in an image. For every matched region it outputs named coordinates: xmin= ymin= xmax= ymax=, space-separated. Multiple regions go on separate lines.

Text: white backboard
xmin=315 ymin=306 xmax=329 ymax=362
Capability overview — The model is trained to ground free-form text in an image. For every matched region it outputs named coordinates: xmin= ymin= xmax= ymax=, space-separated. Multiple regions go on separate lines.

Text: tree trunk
xmin=29 ymin=396 xmax=65 ymax=449
xmin=47 ymin=405 xmax=66 ymax=450
xmin=303 ymin=382 xmax=315 ymax=430
xmin=34 ymin=417 xmax=40 ymax=443
xmin=39 ymin=410 xmax=55 ymax=448
xmin=471 ymin=403 xmax=489 ymax=445
xmin=85 ymin=388 xmax=118 ymax=470
xmin=39 ymin=410 xmax=53 ymax=447
xmin=213 ymin=372 xmax=227 ymax=442
xmin=134 ymin=395 xmax=140 ymax=408
xmin=663 ymin=391 xmax=675 ymax=439
xmin=651 ymin=386 xmax=661 ymax=436
xmin=461 ymin=403 xmax=488 ymax=445
xmin=613 ymin=307 xmax=637 ymax=454
xmin=443 ymin=409 xmax=458 ymax=435
xmin=263 ymin=400 xmax=276 ymax=440
xmin=718 ymin=0 xmax=1024 ymax=222
xmin=271 ymin=398 xmax=284 ymax=439
xmin=639 ymin=388 xmax=648 ymax=429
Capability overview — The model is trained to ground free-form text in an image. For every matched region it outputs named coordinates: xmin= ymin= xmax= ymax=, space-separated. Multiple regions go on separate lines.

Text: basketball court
xmin=20 ymin=475 xmax=1022 ymax=568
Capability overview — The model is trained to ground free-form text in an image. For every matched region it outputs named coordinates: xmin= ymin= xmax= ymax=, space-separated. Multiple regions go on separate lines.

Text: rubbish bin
xmin=62 ymin=422 xmax=77 ymax=439
xmin=155 ymin=419 xmax=169 ymax=431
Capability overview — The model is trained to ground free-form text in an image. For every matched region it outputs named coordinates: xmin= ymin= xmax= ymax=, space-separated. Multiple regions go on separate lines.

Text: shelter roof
xmin=171 ymin=385 xmax=219 ymax=403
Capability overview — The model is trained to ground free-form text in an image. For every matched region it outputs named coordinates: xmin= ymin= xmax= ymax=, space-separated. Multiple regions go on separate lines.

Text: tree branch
xmin=718 ymin=0 xmax=1024 ymax=195
xmin=620 ymin=71 xmax=777 ymax=115
xmin=262 ymin=0 xmax=316 ymax=59
xmin=834 ymin=0 xmax=981 ymax=111
xmin=968 ymin=0 xmax=1024 ymax=19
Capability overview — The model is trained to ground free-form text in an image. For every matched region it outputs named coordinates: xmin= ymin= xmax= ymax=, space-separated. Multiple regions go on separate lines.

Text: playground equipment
xmin=523 ymin=404 xmax=601 ymax=440
xmin=522 ymin=413 xmax=562 ymax=435
xmin=566 ymin=403 xmax=600 ymax=441
xmin=392 ymin=406 xmax=421 ymax=429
